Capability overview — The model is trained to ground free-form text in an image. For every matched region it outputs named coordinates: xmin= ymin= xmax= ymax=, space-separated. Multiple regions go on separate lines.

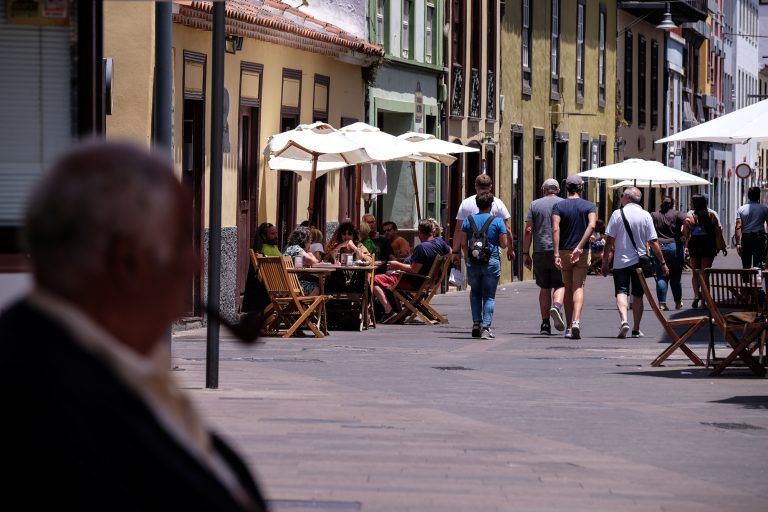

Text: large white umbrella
xmin=339 ymin=123 xmax=446 ymax=220
xmin=656 ymin=98 xmax=768 ymax=144
xmin=266 ymin=122 xmax=371 ymax=221
xmin=397 ymin=132 xmax=478 ymax=219
xmin=609 ymin=177 xmax=709 ymax=189
xmin=577 ymin=158 xmax=710 ymax=185
xmin=398 ymin=132 xmax=478 ymax=165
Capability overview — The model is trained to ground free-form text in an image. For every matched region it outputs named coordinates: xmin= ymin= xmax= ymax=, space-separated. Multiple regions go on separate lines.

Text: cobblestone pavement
xmin=173 ymin=253 xmax=767 ymax=511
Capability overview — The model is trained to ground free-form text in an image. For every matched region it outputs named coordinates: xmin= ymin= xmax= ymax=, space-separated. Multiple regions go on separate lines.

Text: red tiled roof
xmin=174 ymin=0 xmax=383 ymax=63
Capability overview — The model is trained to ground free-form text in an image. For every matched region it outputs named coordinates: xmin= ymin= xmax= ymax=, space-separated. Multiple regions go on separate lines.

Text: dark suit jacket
xmin=0 ymin=300 xmax=267 ymax=511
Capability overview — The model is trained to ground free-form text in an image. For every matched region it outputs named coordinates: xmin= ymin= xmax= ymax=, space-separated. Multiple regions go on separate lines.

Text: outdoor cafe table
xmin=288 ymin=264 xmax=377 ymax=332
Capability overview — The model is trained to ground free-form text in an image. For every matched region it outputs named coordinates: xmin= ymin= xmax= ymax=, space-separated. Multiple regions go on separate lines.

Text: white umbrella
xmin=340 ymin=123 xmax=443 ymax=220
xmin=577 ymin=158 xmax=710 ymax=185
xmin=398 ymin=132 xmax=477 ymax=166
xmin=656 ymin=98 xmax=768 ymax=144
xmin=397 ymin=132 xmax=478 ymax=219
xmin=609 ymin=177 xmax=709 ymax=189
xmin=265 ymin=122 xmax=371 ymax=220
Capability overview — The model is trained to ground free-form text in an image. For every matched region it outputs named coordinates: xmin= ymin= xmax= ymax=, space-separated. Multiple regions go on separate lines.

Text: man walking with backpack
xmin=552 ymin=175 xmax=596 ymax=339
xmin=461 ymin=191 xmax=508 ymax=339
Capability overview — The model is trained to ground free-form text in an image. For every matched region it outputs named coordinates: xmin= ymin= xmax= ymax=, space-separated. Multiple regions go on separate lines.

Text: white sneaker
xmin=570 ymin=321 xmax=581 ymax=340
xmin=617 ymin=322 xmax=630 ymax=339
xmin=549 ymin=303 xmax=566 ymax=331
xmin=631 ymin=330 xmax=645 ymax=338
xmin=675 ymin=301 xmax=684 ymax=310
xmin=564 ymin=328 xmax=572 ymax=339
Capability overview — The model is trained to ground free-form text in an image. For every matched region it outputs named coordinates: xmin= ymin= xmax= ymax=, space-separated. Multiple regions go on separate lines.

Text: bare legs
xmin=616 ymin=292 xmax=644 ymax=330
xmin=539 ymin=287 xmax=565 ymax=320
xmin=564 ymin=284 xmax=584 ymax=326
xmin=689 ymin=256 xmax=714 ymax=300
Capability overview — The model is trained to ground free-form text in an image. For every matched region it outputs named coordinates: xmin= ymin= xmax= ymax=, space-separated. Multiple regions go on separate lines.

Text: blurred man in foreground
xmin=0 ymin=141 xmax=266 ymax=510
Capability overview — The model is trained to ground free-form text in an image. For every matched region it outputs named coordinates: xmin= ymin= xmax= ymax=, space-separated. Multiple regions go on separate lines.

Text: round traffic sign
xmin=735 ymin=163 xmax=752 ymax=179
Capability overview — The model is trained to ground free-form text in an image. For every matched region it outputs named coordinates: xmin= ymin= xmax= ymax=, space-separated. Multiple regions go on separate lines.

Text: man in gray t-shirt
xmin=523 ymin=179 xmax=566 ymax=335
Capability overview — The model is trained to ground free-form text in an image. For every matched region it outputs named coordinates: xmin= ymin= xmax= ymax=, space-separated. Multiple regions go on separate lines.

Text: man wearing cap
xmin=734 ymin=186 xmax=768 ymax=268
xmin=523 ymin=179 xmax=566 ymax=335
xmin=552 ymin=174 xmax=596 ymax=339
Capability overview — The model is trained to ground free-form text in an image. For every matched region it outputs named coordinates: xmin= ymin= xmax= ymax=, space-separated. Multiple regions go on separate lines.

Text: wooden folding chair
xmin=383 ymin=255 xmax=447 ymax=325
xmin=635 ymin=268 xmax=706 ymax=366
xmin=697 ymin=269 xmax=767 ymax=377
xmin=413 ymin=255 xmax=452 ymax=324
xmin=246 ymin=249 xmax=277 ymax=333
xmin=257 ymin=256 xmax=328 ymax=338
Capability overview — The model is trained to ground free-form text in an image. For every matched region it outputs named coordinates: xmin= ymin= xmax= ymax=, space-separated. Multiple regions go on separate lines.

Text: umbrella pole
xmin=411 ymin=161 xmax=422 ymax=220
xmin=355 ymin=163 xmax=363 ymax=225
xmin=308 ymin=155 xmax=318 ymax=223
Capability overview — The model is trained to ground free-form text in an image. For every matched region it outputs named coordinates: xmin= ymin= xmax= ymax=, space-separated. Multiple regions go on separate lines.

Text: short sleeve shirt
xmin=737 ymin=201 xmax=768 ymax=233
xmin=605 ymin=204 xmax=658 ymax=269
xmin=525 ymin=195 xmax=564 ymax=253
xmin=402 ymin=238 xmax=450 ymax=287
xmin=456 ymin=194 xmax=511 ymax=222
xmin=551 ymin=198 xmax=596 ymax=251
xmin=461 ymin=213 xmax=508 ymax=260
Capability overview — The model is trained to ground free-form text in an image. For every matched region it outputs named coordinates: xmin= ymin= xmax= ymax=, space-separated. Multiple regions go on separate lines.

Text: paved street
xmin=173 ymin=253 xmax=767 ymax=511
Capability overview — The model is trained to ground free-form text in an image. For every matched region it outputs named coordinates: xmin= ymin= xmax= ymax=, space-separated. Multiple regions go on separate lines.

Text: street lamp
xmin=656 ymin=3 xmax=678 ymax=31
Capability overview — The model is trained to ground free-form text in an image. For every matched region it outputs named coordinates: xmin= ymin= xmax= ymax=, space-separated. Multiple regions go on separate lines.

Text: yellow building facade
xmin=104 ymin=1 xmax=380 ymax=318
xmin=499 ymin=0 xmax=617 ymax=282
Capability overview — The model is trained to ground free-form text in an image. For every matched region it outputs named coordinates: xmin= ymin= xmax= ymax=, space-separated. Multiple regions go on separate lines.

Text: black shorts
xmin=532 ymin=251 xmax=564 ymax=289
xmin=612 ymin=264 xmax=643 ymax=298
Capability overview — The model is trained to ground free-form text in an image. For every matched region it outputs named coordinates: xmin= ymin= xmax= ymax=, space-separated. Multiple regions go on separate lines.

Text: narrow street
xmin=173 ymin=252 xmax=768 ymax=511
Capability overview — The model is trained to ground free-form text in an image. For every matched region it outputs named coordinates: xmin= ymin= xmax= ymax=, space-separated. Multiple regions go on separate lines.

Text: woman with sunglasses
xmin=324 ymin=221 xmax=373 ymax=265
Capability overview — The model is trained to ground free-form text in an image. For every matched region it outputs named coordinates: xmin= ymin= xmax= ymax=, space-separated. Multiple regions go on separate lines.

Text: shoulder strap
xmin=478 ymin=215 xmax=494 ymax=235
xmin=620 ymin=207 xmax=641 ymax=255
xmin=468 ymin=215 xmax=479 ymax=233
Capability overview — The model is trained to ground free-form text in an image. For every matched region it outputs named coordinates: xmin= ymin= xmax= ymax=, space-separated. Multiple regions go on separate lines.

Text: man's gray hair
xmin=622 ymin=187 xmax=642 ymax=204
xmin=24 ymin=140 xmax=178 ymax=291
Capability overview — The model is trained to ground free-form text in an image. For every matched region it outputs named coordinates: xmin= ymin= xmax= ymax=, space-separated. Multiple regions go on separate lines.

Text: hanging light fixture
xmin=656 ymin=2 xmax=678 ymax=31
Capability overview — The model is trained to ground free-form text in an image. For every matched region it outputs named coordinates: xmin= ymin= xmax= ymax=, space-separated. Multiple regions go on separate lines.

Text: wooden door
xmin=236 ymin=106 xmax=260 ymax=307
xmin=182 ymin=99 xmax=205 ymax=317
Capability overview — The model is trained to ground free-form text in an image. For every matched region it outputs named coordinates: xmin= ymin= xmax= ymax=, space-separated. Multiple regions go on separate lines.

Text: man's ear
xmin=108 ymin=237 xmax=144 ymax=291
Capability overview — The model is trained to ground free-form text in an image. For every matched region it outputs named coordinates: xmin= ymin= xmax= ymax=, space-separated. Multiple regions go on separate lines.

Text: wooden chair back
xmin=701 ymin=268 xmax=760 ymax=311
xmin=257 ymin=256 xmax=296 ymax=299
xmin=636 ymin=266 xmax=669 ymax=326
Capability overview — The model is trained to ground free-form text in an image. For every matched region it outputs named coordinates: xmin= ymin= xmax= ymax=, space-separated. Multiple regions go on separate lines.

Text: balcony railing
xmin=486 ymin=69 xmax=496 ymax=120
xmin=451 ymin=64 xmax=463 ymax=117
xmin=469 ymin=68 xmax=481 ymax=119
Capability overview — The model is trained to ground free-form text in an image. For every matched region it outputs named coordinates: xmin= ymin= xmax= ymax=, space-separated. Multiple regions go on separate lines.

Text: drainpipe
xmin=153 ymin=0 xmax=173 ymax=354
xmin=206 ymin=2 xmax=225 ymax=390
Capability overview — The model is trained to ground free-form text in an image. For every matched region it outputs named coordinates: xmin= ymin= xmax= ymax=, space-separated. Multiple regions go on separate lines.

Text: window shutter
xmin=0 ymin=10 xmax=72 ymax=226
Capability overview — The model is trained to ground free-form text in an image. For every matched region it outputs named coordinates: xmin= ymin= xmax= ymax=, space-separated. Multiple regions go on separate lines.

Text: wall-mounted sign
xmin=735 ymin=162 xmax=752 ymax=179
xmin=8 ymin=0 xmax=69 ymax=26
xmin=414 ymin=81 xmax=423 ymax=124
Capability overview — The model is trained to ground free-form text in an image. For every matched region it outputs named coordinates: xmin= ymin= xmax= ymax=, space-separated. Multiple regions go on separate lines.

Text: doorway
xmin=465 ymin=141 xmax=482 ymax=195
xmin=236 ymin=105 xmax=260 ymax=307
xmin=182 ymin=99 xmax=205 ymax=318
xmin=553 ymin=136 xmax=569 ymax=196
xmin=277 ymin=115 xmax=299 ymax=246
xmin=511 ymin=128 xmax=524 ymax=280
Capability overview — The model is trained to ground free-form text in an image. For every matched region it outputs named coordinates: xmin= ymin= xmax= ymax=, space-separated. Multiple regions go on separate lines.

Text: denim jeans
xmin=654 ymin=242 xmax=684 ymax=304
xmin=467 ymin=257 xmax=501 ymax=327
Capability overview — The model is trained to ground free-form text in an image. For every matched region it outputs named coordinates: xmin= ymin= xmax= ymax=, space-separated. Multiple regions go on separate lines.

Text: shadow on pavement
xmin=616 ymin=368 xmax=762 ymax=379
xmin=710 ymin=395 xmax=768 ymax=409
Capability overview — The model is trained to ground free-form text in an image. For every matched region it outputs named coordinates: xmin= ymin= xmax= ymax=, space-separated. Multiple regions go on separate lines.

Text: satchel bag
xmin=620 ymin=207 xmax=655 ymax=278
xmin=714 ymin=220 xmax=728 ymax=255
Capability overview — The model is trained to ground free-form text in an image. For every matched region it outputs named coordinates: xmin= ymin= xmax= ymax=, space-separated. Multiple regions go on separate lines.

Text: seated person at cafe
xmin=324 ymin=221 xmax=373 ymax=265
xmin=362 ymin=214 xmax=395 ymax=262
xmin=373 ymin=219 xmax=450 ymax=320
xmin=282 ymin=226 xmax=320 ymax=295
xmin=359 ymin=221 xmax=378 ymax=260
xmin=426 ymin=218 xmax=452 ymax=253
xmin=255 ymin=222 xmax=282 ymax=256
xmin=325 ymin=222 xmax=373 ymax=293
xmin=309 ymin=228 xmax=325 ymax=260
xmin=383 ymin=221 xmax=412 ymax=259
